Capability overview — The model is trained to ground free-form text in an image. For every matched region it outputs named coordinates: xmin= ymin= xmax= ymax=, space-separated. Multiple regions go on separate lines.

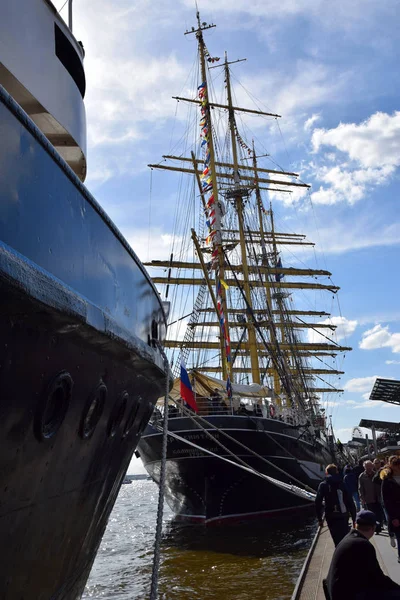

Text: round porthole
xmin=108 ymin=391 xmax=128 ymax=438
xmin=81 ymin=382 xmax=107 ymax=439
xmin=38 ymin=371 xmax=73 ymax=440
xmin=123 ymin=398 xmax=141 ymax=437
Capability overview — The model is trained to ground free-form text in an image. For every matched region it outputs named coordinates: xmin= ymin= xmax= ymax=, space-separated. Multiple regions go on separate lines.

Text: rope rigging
xmin=156 ymin=400 xmax=316 ymax=496
xmin=149 ymin=343 xmax=171 ymax=600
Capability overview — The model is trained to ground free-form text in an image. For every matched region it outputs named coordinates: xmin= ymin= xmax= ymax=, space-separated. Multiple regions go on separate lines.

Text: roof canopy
xmin=369 ymin=378 xmax=400 ymax=405
xmin=359 ymin=419 xmax=400 ymax=433
xmin=167 ymin=370 xmax=274 ymax=402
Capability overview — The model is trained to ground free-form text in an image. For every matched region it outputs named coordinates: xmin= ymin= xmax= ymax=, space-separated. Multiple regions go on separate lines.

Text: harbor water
xmin=83 ymin=479 xmax=316 ymax=600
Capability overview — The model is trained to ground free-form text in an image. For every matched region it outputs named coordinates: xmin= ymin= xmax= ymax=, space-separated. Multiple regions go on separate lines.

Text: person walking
xmin=359 ymin=460 xmax=383 ymax=533
xmin=324 ymin=510 xmax=400 ymax=600
xmin=343 ymin=465 xmax=360 ymax=511
xmin=374 ymin=458 xmax=395 ymax=547
xmin=315 ymin=464 xmax=356 ymax=546
xmin=381 ymin=455 xmax=400 ymax=561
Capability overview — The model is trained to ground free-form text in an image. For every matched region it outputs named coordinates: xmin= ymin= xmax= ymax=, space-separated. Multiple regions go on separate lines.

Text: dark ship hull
xmin=0 ymin=87 xmax=168 ymax=598
xmin=138 ymin=415 xmax=333 ymax=524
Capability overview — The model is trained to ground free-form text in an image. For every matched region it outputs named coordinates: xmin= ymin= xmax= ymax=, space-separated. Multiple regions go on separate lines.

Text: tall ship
xmin=0 ymin=0 xmax=169 ymax=597
xmin=137 ymin=14 xmax=352 ymax=524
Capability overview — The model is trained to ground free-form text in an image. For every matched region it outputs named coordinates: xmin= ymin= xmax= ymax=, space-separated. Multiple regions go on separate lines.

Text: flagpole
xmin=68 ymin=0 xmax=73 ymax=32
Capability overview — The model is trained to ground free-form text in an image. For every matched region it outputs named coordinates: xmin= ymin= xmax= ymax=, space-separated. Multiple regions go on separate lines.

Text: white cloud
xmin=243 ymin=62 xmax=346 ymax=120
xmin=359 ymin=324 xmax=400 ymax=354
xmin=68 ymin=0 xmax=192 ymax=185
xmin=335 ymin=427 xmax=356 ymax=443
xmin=386 ymin=360 xmax=400 ymax=365
xmin=125 ymin=228 xmax=184 ymax=263
xmin=343 ymin=375 xmax=397 ymax=409
xmin=311 ymin=112 xmax=400 ymax=169
xmin=344 ymin=375 xmax=378 ymax=394
xmin=304 ymin=114 xmax=321 ymax=131
xmin=351 ymin=399 xmax=398 ymax=410
xmin=310 ymin=187 xmax=338 ymax=206
xmin=310 ymin=163 xmax=394 ymax=206
xmin=308 ymin=316 xmax=357 ymax=343
xmin=308 ymin=111 xmax=400 ymax=205
xmin=180 ymin=0 xmax=394 ymax=29
xmin=298 ymin=217 xmax=400 ymax=254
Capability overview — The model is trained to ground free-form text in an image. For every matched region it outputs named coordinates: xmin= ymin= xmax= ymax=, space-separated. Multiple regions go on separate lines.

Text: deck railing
xmin=153 ymin=397 xmax=310 ymax=427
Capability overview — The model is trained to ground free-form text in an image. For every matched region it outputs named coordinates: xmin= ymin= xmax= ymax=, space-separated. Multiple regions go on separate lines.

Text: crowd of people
xmin=316 ymin=456 xmax=400 ymax=599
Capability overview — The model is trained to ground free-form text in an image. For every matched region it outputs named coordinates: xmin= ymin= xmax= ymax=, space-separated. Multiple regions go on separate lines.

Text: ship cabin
xmin=0 ymin=0 xmax=86 ymax=180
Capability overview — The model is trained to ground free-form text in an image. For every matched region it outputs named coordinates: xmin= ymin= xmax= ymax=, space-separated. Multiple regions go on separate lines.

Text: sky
xmin=56 ymin=0 xmax=400 ymax=461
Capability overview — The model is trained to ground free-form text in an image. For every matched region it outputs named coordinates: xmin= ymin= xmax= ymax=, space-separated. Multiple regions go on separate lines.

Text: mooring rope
xmin=162 ymin=428 xmax=315 ymax=502
xmin=149 ymin=343 xmax=171 ymax=600
xmin=171 ymin=402 xmax=317 ymax=495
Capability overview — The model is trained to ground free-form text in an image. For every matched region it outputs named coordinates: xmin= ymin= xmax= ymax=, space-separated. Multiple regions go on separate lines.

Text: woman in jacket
xmin=381 ymin=455 xmax=400 ymax=560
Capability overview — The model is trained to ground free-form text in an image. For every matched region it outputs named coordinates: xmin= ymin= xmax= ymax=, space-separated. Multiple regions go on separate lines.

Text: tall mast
xmin=224 ymin=55 xmax=260 ymax=384
xmin=188 ymin=13 xmax=232 ymax=381
xmin=196 ymin=11 xmax=233 ymax=381
xmin=253 ymin=147 xmax=280 ymax=393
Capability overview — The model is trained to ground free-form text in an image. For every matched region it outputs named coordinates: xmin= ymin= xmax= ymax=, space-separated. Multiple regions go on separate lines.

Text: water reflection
xmin=158 ymin=515 xmax=317 ymax=600
xmin=163 ymin=514 xmax=316 ymax=558
xmin=84 ymin=482 xmax=316 ymax=600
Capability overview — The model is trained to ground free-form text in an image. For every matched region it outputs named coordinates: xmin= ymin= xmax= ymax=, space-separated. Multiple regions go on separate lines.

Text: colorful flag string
xmin=233 ymin=121 xmax=253 ymax=157
xmin=197 ymin=81 xmax=231 ymax=375
xmin=204 ymin=43 xmax=220 ymax=63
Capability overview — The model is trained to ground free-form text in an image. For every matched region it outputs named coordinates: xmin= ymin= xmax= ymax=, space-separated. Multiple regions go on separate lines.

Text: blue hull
xmin=0 ymin=86 xmax=168 ymax=599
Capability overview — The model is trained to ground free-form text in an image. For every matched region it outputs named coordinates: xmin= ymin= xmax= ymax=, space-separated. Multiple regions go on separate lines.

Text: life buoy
xmin=269 ymin=404 xmax=276 ymax=418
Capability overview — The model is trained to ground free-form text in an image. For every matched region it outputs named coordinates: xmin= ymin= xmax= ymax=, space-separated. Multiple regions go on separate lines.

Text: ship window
xmin=54 ymin=24 xmax=86 ymax=98
xmin=37 ymin=371 xmax=73 ymax=440
xmin=108 ymin=391 xmax=128 ymax=438
xmin=81 ymin=382 xmax=107 ymax=439
xmin=123 ymin=399 xmax=141 ymax=437
xmin=151 ymin=319 xmax=158 ymax=342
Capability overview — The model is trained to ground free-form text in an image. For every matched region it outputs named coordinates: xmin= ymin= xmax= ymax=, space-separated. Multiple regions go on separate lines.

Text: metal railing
xmin=152 ymin=397 xmax=310 ymax=426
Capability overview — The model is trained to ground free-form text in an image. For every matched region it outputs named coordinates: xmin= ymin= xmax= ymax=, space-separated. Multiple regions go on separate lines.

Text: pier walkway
xmin=292 ymin=525 xmax=400 ymax=599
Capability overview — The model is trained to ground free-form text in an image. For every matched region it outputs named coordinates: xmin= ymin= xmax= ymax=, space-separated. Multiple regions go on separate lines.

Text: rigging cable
xmin=161 ymin=427 xmax=315 ymax=502
xmin=162 ymin=401 xmax=316 ymax=495
xmin=147 ymin=168 xmax=153 ymax=262
xmin=149 ymin=343 xmax=171 ymax=600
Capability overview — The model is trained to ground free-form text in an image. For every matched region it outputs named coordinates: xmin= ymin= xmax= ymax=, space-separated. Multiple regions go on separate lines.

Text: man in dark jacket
xmin=359 ymin=459 xmax=383 ymax=533
xmin=343 ymin=465 xmax=360 ymax=510
xmin=315 ymin=463 xmax=356 ymax=546
xmin=325 ymin=510 xmax=400 ymax=599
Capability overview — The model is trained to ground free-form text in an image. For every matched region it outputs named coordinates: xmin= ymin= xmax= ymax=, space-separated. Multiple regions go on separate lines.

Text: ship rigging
xmin=138 ymin=12 xmax=351 ymax=523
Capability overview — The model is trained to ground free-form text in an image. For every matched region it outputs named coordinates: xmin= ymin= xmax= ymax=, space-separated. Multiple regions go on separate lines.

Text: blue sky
xmin=58 ymin=0 xmax=400 ymax=448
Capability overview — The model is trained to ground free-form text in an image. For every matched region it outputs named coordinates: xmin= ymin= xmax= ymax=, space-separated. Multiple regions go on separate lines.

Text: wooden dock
xmin=291 ymin=526 xmax=400 ymax=599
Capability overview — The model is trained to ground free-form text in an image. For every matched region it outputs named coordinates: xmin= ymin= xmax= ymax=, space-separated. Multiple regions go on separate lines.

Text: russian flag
xmin=180 ymin=361 xmax=198 ymax=413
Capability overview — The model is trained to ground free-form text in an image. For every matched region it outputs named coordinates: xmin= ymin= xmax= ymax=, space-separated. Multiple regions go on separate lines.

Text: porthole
xmin=80 ymin=382 xmax=107 ymax=439
xmin=123 ymin=398 xmax=141 ymax=437
xmin=108 ymin=391 xmax=128 ymax=438
xmin=37 ymin=371 xmax=73 ymax=441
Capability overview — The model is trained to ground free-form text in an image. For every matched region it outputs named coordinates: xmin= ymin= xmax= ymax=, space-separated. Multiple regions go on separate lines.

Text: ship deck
xmin=291 ymin=525 xmax=400 ymax=599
